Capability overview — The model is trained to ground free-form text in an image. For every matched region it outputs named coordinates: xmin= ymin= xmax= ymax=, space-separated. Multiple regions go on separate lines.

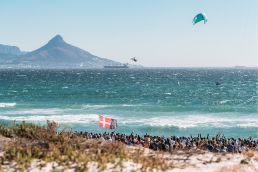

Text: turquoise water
xmin=0 ymin=68 xmax=257 ymax=138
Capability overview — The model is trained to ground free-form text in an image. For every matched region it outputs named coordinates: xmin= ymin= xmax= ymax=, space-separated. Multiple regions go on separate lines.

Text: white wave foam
xmin=164 ymin=93 xmax=172 ymax=95
xmin=81 ymin=104 xmax=138 ymax=110
xmin=219 ymin=100 xmax=231 ymax=104
xmin=0 ymin=113 xmax=257 ymax=129
xmin=0 ymin=103 xmax=16 ymax=108
xmin=121 ymin=104 xmax=137 ymax=107
xmin=16 ymin=75 xmax=27 ymax=77
xmin=126 ymin=115 xmax=258 ymax=128
xmin=3 ymin=108 xmax=65 ymax=115
xmin=0 ymin=114 xmax=99 ymax=123
xmin=82 ymin=104 xmax=113 ymax=110
xmin=1 ymin=104 xmax=139 ymax=115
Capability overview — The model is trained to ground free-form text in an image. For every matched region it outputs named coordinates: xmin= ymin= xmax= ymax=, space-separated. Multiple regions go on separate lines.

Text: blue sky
xmin=0 ymin=0 xmax=257 ymax=67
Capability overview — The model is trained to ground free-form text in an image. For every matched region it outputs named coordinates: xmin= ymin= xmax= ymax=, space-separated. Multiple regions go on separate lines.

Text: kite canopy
xmin=193 ymin=13 xmax=208 ymax=25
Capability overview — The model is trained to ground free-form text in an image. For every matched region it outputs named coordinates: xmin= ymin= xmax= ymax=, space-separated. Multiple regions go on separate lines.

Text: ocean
xmin=0 ymin=68 xmax=257 ymax=138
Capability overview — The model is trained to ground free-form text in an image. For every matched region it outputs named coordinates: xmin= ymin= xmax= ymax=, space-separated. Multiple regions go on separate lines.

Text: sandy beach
xmin=0 ymin=122 xmax=257 ymax=172
xmin=0 ymin=138 xmax=257 ymax=172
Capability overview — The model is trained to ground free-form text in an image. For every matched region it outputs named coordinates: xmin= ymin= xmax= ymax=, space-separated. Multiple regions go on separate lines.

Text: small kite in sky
xmin=193 ymin=13 xmax=208 ymax=25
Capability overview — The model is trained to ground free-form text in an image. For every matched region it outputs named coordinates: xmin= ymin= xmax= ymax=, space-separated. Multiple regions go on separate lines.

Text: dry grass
xmin=0 ymin=121 xmax=175 ymax=171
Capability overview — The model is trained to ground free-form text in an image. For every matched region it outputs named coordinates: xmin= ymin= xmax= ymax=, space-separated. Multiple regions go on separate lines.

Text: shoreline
xmin=0 ymin=121 xmax=257 ymax=171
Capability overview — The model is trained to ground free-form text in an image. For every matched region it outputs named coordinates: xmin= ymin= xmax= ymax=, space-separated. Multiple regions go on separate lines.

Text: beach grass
xmin=0 ymin=121 xmax=258 ymax=172
xmin=0 ymin=121 xmax=174 ymax=171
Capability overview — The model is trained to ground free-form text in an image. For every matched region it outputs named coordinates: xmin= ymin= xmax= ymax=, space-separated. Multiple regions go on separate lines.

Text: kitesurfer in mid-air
xmin=130 ymin=57 xmax=137 ymax=62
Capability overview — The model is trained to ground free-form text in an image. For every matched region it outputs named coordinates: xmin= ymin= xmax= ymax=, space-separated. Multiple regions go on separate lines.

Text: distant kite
xmin=193 ymin=13 xmax=208 ymax=25
xmin=130 ymin=57 xmax=137 ymax=62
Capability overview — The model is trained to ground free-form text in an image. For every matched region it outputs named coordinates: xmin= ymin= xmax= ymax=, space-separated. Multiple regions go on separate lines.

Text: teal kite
xmin=193 ymin=13 xmax=208 ymax=25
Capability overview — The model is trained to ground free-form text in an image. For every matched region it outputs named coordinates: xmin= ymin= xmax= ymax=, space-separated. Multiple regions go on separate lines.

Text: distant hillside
xmin=0 ymin=44 xmax=24 ymax=55
xmin=0 ymin=35 xmax=127 ymax=69
xmin=0 ymin=44 xmax=26 ymax=63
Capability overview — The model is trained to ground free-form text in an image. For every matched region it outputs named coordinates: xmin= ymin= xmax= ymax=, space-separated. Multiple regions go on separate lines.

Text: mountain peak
xmin=3 ymin=35 xmax=123 ymax=69
xmin=48 ymin=35 xmax=64 ymax=45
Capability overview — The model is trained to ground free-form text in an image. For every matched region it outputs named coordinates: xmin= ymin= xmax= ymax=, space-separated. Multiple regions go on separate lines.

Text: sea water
xmin=0 ymin=68 xmax=257 ymax=138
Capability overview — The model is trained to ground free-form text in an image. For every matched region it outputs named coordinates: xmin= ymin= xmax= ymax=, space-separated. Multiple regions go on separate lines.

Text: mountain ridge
xmin=0 ymin=44 xmax=27 ymax=63
xmin=0 ymin=35 xmax=124 ymax=69
xmin=0 ymin=44 xmax=23 ymax=55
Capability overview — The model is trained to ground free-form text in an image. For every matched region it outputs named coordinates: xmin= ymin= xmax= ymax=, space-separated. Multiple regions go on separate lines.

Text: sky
xmin=0 ymin=0 xmax=257 ymax=67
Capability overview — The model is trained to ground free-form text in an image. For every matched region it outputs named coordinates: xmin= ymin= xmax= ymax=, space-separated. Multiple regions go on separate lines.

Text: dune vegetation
xmin=0 ymin=121 xmax=174 ymax=171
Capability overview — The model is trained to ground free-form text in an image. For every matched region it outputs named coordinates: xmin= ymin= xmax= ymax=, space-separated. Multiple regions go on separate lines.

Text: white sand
xmin=1 ymin=150 xmax=257 ymax=172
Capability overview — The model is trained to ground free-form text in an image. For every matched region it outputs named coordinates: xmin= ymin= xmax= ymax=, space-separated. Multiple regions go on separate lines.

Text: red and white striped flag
xmin=99 ymin=115 xmax=117 ymax=129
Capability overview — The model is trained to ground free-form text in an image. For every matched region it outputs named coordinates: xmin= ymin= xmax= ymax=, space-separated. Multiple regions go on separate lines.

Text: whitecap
xmin=121 ymin=104 xmax=136 ymax=107
xmin=0 ymin=114 xmax=99 ymax=123
xmin=82 ymin=104 xmax=112 ymax=110
xmin=219 ymin=100 xmax=231 ymax=104
xmin=0 ymin=103 xmax=16 ymax=108
xmin=81 ymin=104 xmax=137 ymax=110
xmin=16 ymin=75 xmax=27 ymax=77
xmin=117 ymin=113 xmax=258 ymax=129
xmin=1 ymin=110 xmax=257 ymax=129
xmin=3 ymin=108 xmax=64 ymax=115
xmin=164 ymin=93 xmax=172 ymax=95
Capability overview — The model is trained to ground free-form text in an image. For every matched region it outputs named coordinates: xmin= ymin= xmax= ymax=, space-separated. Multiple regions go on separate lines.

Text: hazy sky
xmin=0 ymin=0 xmax=257 ymax=67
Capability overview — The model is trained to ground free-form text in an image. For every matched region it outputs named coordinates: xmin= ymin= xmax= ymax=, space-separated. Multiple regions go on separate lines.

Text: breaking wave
xmin=0 ymin=103 xmax=16 ymax=108
xmin=2 ymin=108 xmax=66 ymax=115
xmin=0 ymin=113 xmax=257 ymax=129
xmin=0 ymin=114 xmax=99 ymax=123
xmin=123 ymin=114 xmax=258 ymax=128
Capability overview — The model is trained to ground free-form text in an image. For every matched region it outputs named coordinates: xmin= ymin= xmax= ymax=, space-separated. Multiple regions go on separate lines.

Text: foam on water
xmin=2 ymin=108 xmax=66 ymax=115
xmin=219 ymin=100 xmax=231 ymax=104
xmin=0 ymin=103 xmax=16 ymax=108
xmin=0 ymin=114 xmax=98 ymax=123
xmin=82 ymin=104 xmax=114 ymax=110
xmin=0 ymin=113 xmax=257 ymax=129
xmin=164 ymin=93 xmax=172 ymax=95
xmin=131 ymin=115 xmax=258 ymax=128
xmin=81 ymin=104 xmax=138 ymax=110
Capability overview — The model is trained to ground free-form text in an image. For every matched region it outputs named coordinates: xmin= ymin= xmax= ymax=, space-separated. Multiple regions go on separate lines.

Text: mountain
xmin=6 ymin=35 xmax=122 ymax=68
xmin=0 ymin=44 xmax=26 ymax=63
xmin=0 ymin=44 xmax=23 ymax=55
